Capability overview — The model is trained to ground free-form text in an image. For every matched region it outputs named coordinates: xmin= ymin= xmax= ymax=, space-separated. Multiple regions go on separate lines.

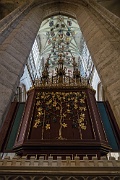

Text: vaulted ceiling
xmin=0 ymin=0 xmax=25 ymax=20
xmin=26 ymin=15 xmax=94 ymax=83
xmin=97 ymin=0 xmax=120 ymax=17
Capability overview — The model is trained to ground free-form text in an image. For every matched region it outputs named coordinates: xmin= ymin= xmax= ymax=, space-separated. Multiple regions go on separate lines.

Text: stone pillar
xmin=76 ymin=1 xmax=120 ymax=128
xmin=0 ymin=4 xmax=43 ymax=125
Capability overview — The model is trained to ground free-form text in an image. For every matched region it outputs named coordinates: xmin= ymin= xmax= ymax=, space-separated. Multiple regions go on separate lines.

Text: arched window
xmin=97 ymin=82 xmax=105 ymax=101
xmin=19 ymin=84 xmax=27 ymax=102
xmin=14 ymin=84 xmax=27 ymax=102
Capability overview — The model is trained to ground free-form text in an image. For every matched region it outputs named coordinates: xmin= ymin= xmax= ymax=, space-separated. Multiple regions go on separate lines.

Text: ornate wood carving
xmin=13 ymin=86 xmax=111 ymax=158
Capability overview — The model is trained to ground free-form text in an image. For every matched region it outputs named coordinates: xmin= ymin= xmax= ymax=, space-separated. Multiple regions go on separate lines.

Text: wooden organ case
xmin=14 ymin=56 xmax=111 ymax=159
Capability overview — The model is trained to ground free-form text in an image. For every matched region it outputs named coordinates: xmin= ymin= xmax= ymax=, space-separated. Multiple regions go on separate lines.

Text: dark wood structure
xmin=13 ymin=86 xmax=111 ymax=159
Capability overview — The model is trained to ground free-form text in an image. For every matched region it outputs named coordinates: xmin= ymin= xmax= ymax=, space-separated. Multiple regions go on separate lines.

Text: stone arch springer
xmin=0 ymin=0 xmax=120 ymax=128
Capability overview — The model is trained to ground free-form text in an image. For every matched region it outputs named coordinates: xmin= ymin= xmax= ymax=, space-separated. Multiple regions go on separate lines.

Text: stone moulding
xmin=0 ymin=155 xmax=120 ymax=177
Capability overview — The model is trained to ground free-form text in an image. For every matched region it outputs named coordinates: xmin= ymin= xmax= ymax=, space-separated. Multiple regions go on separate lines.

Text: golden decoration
xmin=67 ymin=109 xmax=70 ymax=113
xmin=56 ymin=106 xmax=60 ymax=110
xmin=62 ymin=123 xmax=67 ymax=128
xmin=33 ymin=119 xmax=41 ymax=128
xmin=45 ymin=124 xmax=50 ymax=130
xmin=36 ymin=97 xmax=40 ymax=100
xmin=78 ymin=113 xmax=86 ymax=130
xmin=41 ymin=95 xmax=44 ymax=99
xmin=36 ymin=101 xmax=41 ymax=106
xmin=46 ymin=100 xmax=52 ymax=105
xmin=74 ymin=104 xmax=78 ymax=109
xmin=37 ymin=111 xmax=43 ymax=116
xmin=79 ymin=107 xmax=86 ymax=111
xmin=80 ymin=113 xmax=85 ymax=118
xmin=74 ymin=99 xmax=78 ymax=103
xmin=38 ymin=107 xmax=43 ymax=112
xmin=80 ymin=98 xmax=85 ymax=103
xmin=33 ymin=90 xmax=87 ymax=140
xmin=63 ymin=113 xmax=66 ymax=117
xmin=53 ymin=101 xmax=57 ymax=107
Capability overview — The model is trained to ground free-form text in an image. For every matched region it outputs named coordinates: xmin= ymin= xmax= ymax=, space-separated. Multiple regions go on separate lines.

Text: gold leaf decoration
xmin=45 ymin=124 xmax=50 ymax=130
xmin=38 ymin=107 xmax=43 ymax=112
xmin=33 ymin=119 xmax=41 ymax=128
xmin=62 ymin=123 xmax=67 ymax=128
xmin=80 ymin=98 xmax=85 ymax=103
xmin=63 ymin=113 xmax=66 ymax=117
xmin=74 ymin=104 xmax=78 ymax=109
xmin=78 ymin=113 xmax=86 ymax=130
xmin=37 ymin=111 xmax=43 ymax=117
xmin=36 ymin=101 xmax=41 ymax=106
xmin=67 ymin=109 xmax=70 ymax=113
xmin=53 ymin=101 xmax=57 ymax=107
xmin=79 ymin=107 xmax=86 ymax=111
xmin=56 ymin=106 xmax=60 ymax=110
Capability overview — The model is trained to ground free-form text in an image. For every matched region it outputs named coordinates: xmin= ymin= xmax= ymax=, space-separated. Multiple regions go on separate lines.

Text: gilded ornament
xmin=36 ymin=96 xmax=40 ymax=100
xmin=33 ymin=123 xmax=38 ymax=128
xmin=33 ymin=119 xmax=41 ymax=128
xmin=78 ymin=119 xmax=82 ymax=124
xmin=77 ymin=113 xmax=86 ymax=131
xmin=74 ymin=104 xmax=78 ymax=109
xmin=80 ymin=113 xmax=85 ymax=118
xmin=79 ymin=107 xmax=86 ymax=111
xmin=38 ymin=111 xmax=43 ymax=116
xmin=46 ymin=100 xmax=52 ymax=105
xmin=79 ymin=123 xmax=86 ymax=130
xmin=67 ymin=109 xmax=70 ymax=113
xmin=82 ymin=126 xmax=86 ymax=130
xmin=80 ymin=99 xmax=85 ymax=103
xmin=36 ymin=101 xmax=41 ymax=106
xmin=53 ymin=101 xmax=57 ymax=107
xmin=62 ymin=123 xmax=67 ymax=128
xmin=56 ymin=106 xmax=60 ymax=110
xmin=63 ymin=113 xmax=66 ymax=117
xmin=37 ymin=107 xmax=43 ymax=112
xmin=45 ymin=124 xmax=50 ymax=130
xmin=74 ymin=99 xmax=78 ymax=103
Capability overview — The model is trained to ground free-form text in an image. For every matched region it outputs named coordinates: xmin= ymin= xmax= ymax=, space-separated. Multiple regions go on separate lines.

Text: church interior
xmin=0 ymin=0 xmax=120 ymax=179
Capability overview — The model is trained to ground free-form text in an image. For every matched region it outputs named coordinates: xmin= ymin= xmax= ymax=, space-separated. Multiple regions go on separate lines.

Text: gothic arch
xmin=18 ymin=84 xmax=26 ymax=102
xmin=0 ymin=0 xmax=120 ymax=127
